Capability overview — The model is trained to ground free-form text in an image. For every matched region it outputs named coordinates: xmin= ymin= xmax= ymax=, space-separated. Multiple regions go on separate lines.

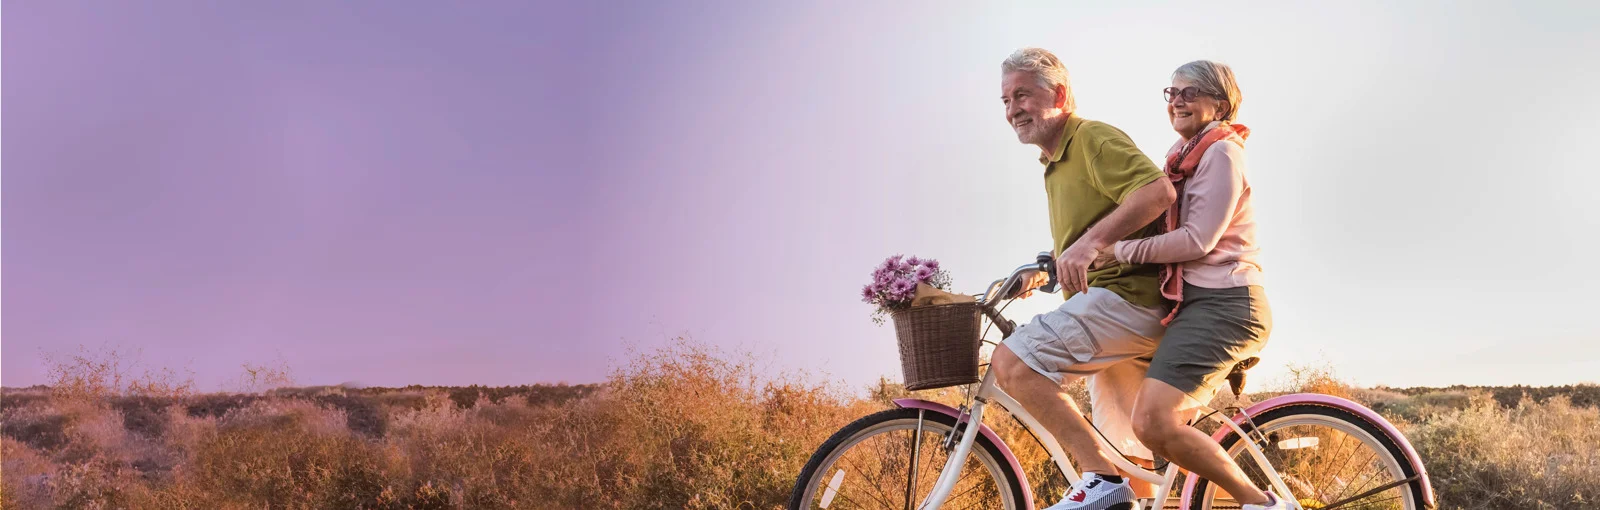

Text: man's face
xmin=1001 ymin=71 xmax=1065 ymax=147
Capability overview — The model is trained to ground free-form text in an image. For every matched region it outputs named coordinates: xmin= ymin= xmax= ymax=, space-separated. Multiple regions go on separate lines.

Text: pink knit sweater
xmin=1113 ymin=124 xmax=1263 ymax=289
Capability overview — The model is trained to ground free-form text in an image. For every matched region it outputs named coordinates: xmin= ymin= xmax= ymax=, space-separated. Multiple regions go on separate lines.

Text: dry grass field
xmin=3 ymin=341 xmax=1596 ymax=509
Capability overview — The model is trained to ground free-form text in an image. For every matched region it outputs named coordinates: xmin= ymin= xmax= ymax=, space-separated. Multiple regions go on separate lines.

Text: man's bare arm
xmin=1082 ymin=177 xmax=1176 ymax=249
xmin=1057 ymin=178 xmax=1176 ymax=294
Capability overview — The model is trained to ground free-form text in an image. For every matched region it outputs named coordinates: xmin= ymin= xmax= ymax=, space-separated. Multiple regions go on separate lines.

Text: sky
xmin=4 ymin=1 xmax=1598 ymax=392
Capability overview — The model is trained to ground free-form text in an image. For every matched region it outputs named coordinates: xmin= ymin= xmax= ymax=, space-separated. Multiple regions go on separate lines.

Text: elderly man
xmin=992 ymin=47 xmax=1175 ymax=510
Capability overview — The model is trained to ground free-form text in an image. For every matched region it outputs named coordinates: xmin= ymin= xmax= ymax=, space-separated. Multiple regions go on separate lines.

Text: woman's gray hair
xmin=1002 ymin=47 xmax=1075 ymax=111
xmin=1173 ymin=60 xmax=1243 ymax=122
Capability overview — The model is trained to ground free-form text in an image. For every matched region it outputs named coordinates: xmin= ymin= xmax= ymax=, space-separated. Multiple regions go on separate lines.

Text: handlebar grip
xmin=1037 ymin=252 xmax=1059 ymax=294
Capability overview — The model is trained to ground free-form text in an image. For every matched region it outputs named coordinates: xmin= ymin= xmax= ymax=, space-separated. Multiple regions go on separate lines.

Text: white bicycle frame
xmin=917 ymin=368 xmax=1301 ymax=510
xmin=916 ymin=260 xmax=1302 ymax=510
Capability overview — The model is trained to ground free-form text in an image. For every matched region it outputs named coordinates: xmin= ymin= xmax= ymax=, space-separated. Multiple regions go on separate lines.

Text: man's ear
xmin=1054 ymin=84 xmax=1069 ymax=109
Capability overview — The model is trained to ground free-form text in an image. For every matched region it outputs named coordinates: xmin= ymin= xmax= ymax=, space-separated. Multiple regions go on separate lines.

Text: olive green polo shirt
xmin=1041 ymin=114 xmax=1168 ymax=309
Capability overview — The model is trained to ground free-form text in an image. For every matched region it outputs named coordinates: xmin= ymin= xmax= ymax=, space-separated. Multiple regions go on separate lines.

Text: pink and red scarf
xmin=1157 ymin=123 xmax=1250 ymax=325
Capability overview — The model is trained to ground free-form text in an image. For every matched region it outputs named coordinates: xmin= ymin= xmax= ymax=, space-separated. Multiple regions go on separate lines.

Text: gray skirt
xmin=1147 ymin=284 xmax=1272 ymax=404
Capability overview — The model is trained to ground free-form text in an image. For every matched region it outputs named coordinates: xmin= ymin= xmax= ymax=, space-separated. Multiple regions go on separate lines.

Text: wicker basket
xmin=890 ymin=302 xmax=982 ymax=391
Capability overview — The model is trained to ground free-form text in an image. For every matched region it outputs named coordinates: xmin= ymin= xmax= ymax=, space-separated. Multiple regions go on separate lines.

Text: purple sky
xmin=6 ymin=3 xmax=1599 ymax=391
xmin=4 ymin=2 xmax=613 ymax=387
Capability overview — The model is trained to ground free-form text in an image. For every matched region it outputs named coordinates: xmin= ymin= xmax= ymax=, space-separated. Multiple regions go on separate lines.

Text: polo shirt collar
xmin=1039 ymin=114 xmax=1085 ymax=166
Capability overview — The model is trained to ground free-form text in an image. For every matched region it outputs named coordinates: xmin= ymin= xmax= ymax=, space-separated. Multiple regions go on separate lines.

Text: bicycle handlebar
xmin=980 ymin=251 xmax=1059 ymax=305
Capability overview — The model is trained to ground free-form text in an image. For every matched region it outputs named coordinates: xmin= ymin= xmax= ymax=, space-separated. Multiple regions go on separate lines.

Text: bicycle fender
xmin=893 ymin=398 xmax=1034 ymax=510
xmin=1178 ymin=394 xmax=1436 ymax=509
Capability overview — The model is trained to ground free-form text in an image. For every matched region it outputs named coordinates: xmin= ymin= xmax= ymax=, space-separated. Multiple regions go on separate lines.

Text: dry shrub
xmin=1362 ymin=388 xmax=1479 ymax=424
xmin=373 ymin=390 xmax=429 ymax=412
xmin=380 ymin=393 xmax=545 ymax=508
xmin=125 ymin=367 xmax=198 ymax=400
xmin=219 ymin=399 xmax=351 ymax=437
xmin=235 ymin=360 xmax=296 ymax=394
xmin=1405 ymin=395 xmax=1600 ymax=509
xmin=2 ymin=402 xmax=78 ymax=452
xmin=1 ymin=420 xmax=172 ymax=510
xmin=185 ymin=399 xmax=392 ymax=509
xmin=558 ymin=338 xmax=870 ymax=509
xmin=61 ymin=407 xmax=134 ymax=465
xmin=2 ymin=437 xmax=55 ymax=508
xmin=158 ymin=405 xmax=218 ymax=459
xmin=42 ymin=345 xmax=137 ymax=403
xmin=9 ymin=342 xmax=1597 ymax=509
xmin=42 ymin=345 xmax=196 ymax=403
xmin=1272 ymin=362 xmax=1354 ymax=400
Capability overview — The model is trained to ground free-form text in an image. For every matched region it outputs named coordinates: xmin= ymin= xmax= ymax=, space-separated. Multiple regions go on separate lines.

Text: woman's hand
xmin=1090 ymin=244 xmax=1119 ymax=270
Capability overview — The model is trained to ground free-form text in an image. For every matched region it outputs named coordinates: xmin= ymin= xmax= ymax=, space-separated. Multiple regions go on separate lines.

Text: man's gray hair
xmin=1173 ymin=60 xmax=1243 ymax=122
xmin=1001 ymin=47 xmax=1075 ymax=112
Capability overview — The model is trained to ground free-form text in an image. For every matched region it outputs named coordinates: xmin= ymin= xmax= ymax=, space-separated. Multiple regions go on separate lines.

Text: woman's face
xmin=1167 ymin=77 xmax=1226 ymax=139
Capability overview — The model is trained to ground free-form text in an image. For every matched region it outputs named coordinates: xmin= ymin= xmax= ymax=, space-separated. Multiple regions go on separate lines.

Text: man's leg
xmin=996 ymin=288 xmax=1166 ymax=508
xmin=992 ymin=345 xmax=1121 ymax=475
xmin=1131 ymin=378 xmax=1269 ymax=505
xmin=1087 ymin=359 xmax=1156 ymax=498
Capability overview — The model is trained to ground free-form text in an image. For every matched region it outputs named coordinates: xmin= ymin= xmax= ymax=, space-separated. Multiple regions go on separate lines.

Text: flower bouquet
xmin=860 ymin=255 xmax=973 ymax=326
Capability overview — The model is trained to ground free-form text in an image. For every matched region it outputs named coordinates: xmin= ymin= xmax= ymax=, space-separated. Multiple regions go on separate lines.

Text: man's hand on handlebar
xmin=1056 ymin=239 xmax=1105 ymax=295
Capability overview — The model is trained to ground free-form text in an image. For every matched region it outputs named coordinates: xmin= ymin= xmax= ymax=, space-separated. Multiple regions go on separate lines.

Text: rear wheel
xmin=1187 ymin=404 xmax=1423 ymax=510
xmin=789 ymin=407 xmax=1025 ymax=509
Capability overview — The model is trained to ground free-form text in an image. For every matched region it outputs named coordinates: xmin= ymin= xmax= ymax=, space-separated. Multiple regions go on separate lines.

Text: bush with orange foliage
xmin=2 ymin=344 xmax=1596 ymax=509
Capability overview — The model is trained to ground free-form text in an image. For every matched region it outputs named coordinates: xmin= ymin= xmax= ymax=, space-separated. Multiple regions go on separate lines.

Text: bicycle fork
xmin=917 ymin=371 xmax=995 ymax=509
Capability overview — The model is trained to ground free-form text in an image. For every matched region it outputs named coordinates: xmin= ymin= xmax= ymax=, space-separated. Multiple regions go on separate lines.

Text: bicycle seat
xmin=1226 ymin=356 xmax=1260 ymax=396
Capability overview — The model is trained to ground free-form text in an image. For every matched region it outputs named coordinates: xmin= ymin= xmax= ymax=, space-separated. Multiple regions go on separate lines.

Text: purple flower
xmin=883 ymin=254 xmax=904 ymax=269
xmin=891 ymin=278 xmax=916 ymax=295
xmin=872 ymin=267 xmax=891 ymax=282
xmin=863 ymin=254 xmax=951 ymax=316
xmin=887 ymin=288 xmax=910 ymax=303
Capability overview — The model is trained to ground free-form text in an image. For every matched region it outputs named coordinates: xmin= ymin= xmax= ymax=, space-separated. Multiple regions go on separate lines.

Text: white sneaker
xmin=1044 ymin=473 xmax=1136 ymax=510
xmin=1241 ymin=490 xmax=1287 ymax=510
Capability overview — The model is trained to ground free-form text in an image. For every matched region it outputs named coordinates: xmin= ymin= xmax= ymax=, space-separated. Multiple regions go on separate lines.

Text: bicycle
xmin=789 ymin=254 xmax=1436 ymax=509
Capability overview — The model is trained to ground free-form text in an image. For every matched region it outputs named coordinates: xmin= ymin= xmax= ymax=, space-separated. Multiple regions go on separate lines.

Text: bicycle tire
xmin=788 ymin=407 xmax=1027 ymax=510
xmin=1186 ymin=403 xmax=1424 ymax=510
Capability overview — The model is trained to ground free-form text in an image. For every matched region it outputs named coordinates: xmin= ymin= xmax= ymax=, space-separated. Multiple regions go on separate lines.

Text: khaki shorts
xmin=1000 ymin=287 xmax=1168 ymax=459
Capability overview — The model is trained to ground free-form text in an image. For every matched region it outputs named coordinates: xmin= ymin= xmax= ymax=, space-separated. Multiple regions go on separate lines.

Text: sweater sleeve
xmin=1114 ymin=141 xmax=1245 ymax=264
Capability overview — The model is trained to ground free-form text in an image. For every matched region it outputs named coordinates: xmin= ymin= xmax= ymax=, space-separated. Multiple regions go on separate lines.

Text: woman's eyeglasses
xmin=1163 ymin=86 xmax=1215 ymax=103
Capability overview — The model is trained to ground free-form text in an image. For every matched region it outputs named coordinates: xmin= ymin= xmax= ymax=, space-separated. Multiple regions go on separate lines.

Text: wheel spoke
xmin=836 ymin=452 xmax=897 ymax=508
xmin=826 ymin=489 xmax=872 ymax=510
xmin=942 ymin=469 xmax=989 ymax=506
xmin=1313 ymin=429 xmax=1357 ymax=499
xmin=1199 ymin=409 xmax=1414 ymax=510
xmin=1330 ymin=443 xmax=1375 ymax=499
xmin=1321 ymin=479 xmax=1409 ymax=510
xmin=798 ymin=412 xmax=1013 ymax=510
xmin=1337 ymin=449 xmax=1386 ymax=502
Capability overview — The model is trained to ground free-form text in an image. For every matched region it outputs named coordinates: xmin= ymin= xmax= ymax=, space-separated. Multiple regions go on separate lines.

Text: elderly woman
xmin=1091 ymin=60 xmax=1283 ymax=510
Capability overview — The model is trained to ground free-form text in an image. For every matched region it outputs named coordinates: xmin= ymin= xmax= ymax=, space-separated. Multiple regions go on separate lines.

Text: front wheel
xmin=1187 ymin=404 xmax=1425 ymax=510
xmin=788 ymin=407 xmax=1025 ymax=509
